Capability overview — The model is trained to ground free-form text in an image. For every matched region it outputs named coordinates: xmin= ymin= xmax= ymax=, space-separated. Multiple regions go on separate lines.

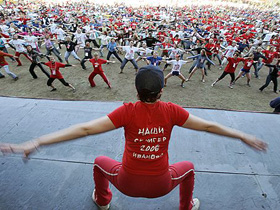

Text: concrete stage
xmin=0 ymin=97 xmax=279 ymax=210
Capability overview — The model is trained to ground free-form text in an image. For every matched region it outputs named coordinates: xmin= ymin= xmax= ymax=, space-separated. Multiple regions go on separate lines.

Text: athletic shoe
xmin=0 ymin=75 xmax=5 ymax=78
xmin=50 ymin=88 xmax=57 ymax=92
xmin=191 ymin=198 xmax=200 ymax=210
xmin=17 ymin=64 xmax=22 ymax=67
xmin=186 ymin=79 xmax=189 ymax=82
xmin=211 ymin=82 xmax=215 ymax=87
xmin=108 ymin=82 xmax=112 ymax=89
xmin=228 ymin=85 xmax=233 ymax=89
xmin=92 ymin=189 xmax=110 ymax=210
xmin=14 ymin=77 xmax=19 ymax=81
xmin=202 ymin=79 xmax=205 ymax=83
xmin=72 ymin=88 xmax=76 ymax=93
xmin=247 ymin=83 xmax=251 ymax=87
xmin=181 ymin=84 xmax=185 ymax=88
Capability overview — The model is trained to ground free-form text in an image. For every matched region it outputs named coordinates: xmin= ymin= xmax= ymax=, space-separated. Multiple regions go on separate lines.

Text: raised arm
xmin=182 ymin=114 xmax=267 ymax=151
xmin=0 ymin=116 xmax=116 ymax=157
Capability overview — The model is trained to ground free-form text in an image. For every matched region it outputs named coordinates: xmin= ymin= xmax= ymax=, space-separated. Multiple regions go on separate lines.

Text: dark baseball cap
xmin=135 ymin=66 xmax=164 ymax=95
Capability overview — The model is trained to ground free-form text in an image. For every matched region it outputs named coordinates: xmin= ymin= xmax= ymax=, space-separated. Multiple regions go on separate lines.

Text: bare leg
xmin=187 ymin=67 xmax=197 ymax=81
xmin=200 ymin=68 xmax=205 ymax=82
xmin=178 ymin=73 xmax=186 ymax=87
xmin=164 ymin=73 xmax=173 ymax=86
xmin=246 ymin=73 xmax=251 ymax=86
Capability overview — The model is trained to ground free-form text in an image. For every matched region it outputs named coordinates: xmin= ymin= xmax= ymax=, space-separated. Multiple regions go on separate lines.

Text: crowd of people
xmin=0 ymin=1 xmax=280 ymax=93
xmin=0 ymin=2 xmax=275 ymax=210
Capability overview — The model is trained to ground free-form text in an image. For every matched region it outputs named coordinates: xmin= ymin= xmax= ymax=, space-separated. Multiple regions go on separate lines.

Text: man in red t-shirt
xmin=0 ymin=66 xmax=267 ymax=210
xmin=212 ymin=52 xmax=244 ymax=88
xmin=87 ymin=53 xmax=115 ymax=88
xmin=41 ymin=56 xmax=76 ymax=92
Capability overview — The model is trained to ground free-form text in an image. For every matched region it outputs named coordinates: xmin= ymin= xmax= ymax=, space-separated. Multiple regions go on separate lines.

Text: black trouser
xmin=218 ymin=71 xmax=235 ymax=83
xmin=107 ymin=51 xmax=122 ymax=63
xmin=206 ymin=55 xmax=213 ymax=69
xmin=259 ymin=75 xmax=278 ymax=92
xmin=213 ymin=53 xmax=222 ymax=65
xmin=47 ymin=78 xmax=69 ymax=86
xmin=46 ymin=48 xmax=63 ymax=62
xmin=29 ymin=63 xmax=50 ymax=79
xmin=81 ymin=56 xmax=92 ymax=69
xmin=86 ymin=39 xmax=100 ymax=48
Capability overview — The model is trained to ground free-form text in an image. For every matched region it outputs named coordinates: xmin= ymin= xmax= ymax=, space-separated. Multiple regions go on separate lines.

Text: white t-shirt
xmin=140 ymin=48 xmax=153 ymax=56
xmin=224 ymin=46 xmax=238 ymax=57
xmin=168 ymin=48 xmax=184 ymax=59
xmin=24 ymin=35 xmax=37 ymax=48
xmin=55 ymin=28 xmax=66 ymax=40
xmin=263 ymin=32 xmax=277 ymax=42
xmin=9 ymin=39 xmax=26 ymax=52
xmin=99 ymin=35 xmax=111 ymax=45
xmin=122 ymin=46 xmax=139 ymax=60
xmin=167 ymin=60 xmax=187 ymax=73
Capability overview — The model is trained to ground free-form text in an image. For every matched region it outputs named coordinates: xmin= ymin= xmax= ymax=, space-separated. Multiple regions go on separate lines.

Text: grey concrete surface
xmin=0 ymin=97 xmax=279 ymax=210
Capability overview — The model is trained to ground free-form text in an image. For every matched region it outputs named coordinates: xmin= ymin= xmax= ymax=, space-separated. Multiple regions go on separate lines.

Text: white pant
xmin=221 ymin=57 xmax=228 ymax=66
xmin=0 ymin=65 xmax=17 ymax=79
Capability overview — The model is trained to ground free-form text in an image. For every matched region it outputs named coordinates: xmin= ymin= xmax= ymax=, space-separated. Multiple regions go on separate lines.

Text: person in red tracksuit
xmin=0 ymin=66 xmax=267 ymax=210
xmin=211 ymin=52 xmax=244 ymax=89
xmin=41 ymin=56 xmax=76 ymax=92
xmin=87 ymin=53 xmax=115 ymax=88
xmin=0 ymin=50 xmax=18 ymax=80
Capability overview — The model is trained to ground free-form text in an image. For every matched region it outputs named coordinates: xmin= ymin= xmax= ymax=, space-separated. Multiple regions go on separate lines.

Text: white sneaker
xmin=92 ymin=189 xmax=110 ymax=210
xmin=228 ymin=85 xmax=233 ymax=89
xmin=202 ymin=79 xmax=205 ymax=83
xmin=211 ymin=82 xmax=215 ymax=87
xmin=191 ymin=198 xmax=200 ymax=210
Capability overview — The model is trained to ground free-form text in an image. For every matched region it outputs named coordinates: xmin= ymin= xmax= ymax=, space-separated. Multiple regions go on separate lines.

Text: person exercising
xmin=0 ymin=66 xmax=267 ymax=210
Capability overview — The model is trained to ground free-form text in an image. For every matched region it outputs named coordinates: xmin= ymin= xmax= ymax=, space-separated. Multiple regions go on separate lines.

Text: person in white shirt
xmin=163 ymin=54 xmax=189 ymax=88
xmin=135 ymin=43 xmax=153 ymax=62
xmin=118 ymin=41 xmax=142 ymax=74
xmin=221 ymin=41 xmax=238 ymax=67
xmin=86 ymin=28 xmax=100 ymax=48
xmin=55 ymin=26 xmax=67 ymax=49
xmin=8 ymin=35 xmax=32 ymax=66
xmin=24 ymin=31 xmax=38 ymax=50
xmin=162 ymin=45 xmax=185 ymax=71
xmin=74 ymin=29 xmax=87 ymax=53
xmin=98 ymin=32 xmax=113 ymax=57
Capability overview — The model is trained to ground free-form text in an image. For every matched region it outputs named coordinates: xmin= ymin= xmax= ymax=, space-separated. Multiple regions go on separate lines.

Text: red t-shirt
xmin=44 ymin=61 xmax=66 ymax=79
xmin=108 ymin=101 xmax=189 ymax=175
xmin=242 ymin=59 xmax=254 ymax=70
xmin=89 ymin=58 xmax=107 ymax=73
xmin=224 ymin=57 xmax=244 ymax=73
xmin=262 ymin=50 xmax=278 ymax=64
xmin=205 ymin=43 xmax=215 ymax=55
xmin=0 ymin=51 xmax=13 ymax=66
